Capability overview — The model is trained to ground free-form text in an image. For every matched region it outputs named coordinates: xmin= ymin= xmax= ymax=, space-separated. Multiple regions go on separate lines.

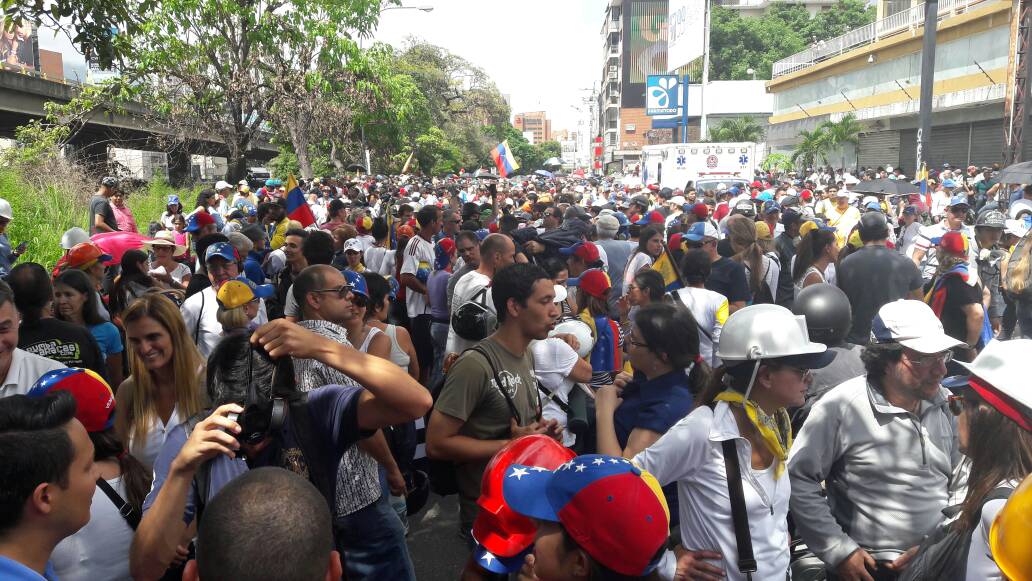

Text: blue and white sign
xmin=646 ymin=75 xmax=680 ymax=116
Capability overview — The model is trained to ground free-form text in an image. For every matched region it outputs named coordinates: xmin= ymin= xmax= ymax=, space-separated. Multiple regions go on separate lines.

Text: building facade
xmin=766 ymin=0 xmax=1020 ymax=173
xmin=513 ymin=111 xmax=552 ymax=144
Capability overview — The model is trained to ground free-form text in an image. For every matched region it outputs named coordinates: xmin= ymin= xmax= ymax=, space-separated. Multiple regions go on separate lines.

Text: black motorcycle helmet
xmin=792 ymin=283 xmax=852 ymax=347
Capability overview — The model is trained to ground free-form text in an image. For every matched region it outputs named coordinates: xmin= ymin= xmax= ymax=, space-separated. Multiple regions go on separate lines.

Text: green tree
xmin=122 ymin=0 xmax=389 ymax=180
xmin=413 ymin=127 xmax=463 ymax=175
xmin=761 ymin=152 xmax=794 ymax=176
xmin=792 ymin=128 xmax=830 ymax=170
xmin=709 ymin=0 xmax=875 ymax=80
xmin=707 ymin=117 xmax=764 ymax=142
xmin=819 ymin=113 xmax=864 ymax=170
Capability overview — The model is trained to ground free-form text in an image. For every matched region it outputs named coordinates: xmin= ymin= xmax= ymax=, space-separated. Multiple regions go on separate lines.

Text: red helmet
xmin=472 ymin=435 xmax=575 ymax=557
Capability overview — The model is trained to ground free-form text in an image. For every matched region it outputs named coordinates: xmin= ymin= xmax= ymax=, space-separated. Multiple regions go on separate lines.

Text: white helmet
xmin=717 ymin=304 xmax=828 ymax=363
xmin=550 ymin=319 xmax=595 ymax=359
xmin=61 ymin=227 xmax=90 ymax=250
xmin=0 ymin=198 xmax=12 ymax=220
xmin=956 ymin=339 xmax=1032 ymax=416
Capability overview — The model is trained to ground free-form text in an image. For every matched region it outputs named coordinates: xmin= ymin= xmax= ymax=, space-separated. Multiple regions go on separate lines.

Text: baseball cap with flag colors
xmin=28 ymin=368 xmax=115 ymax=433
xmin=871 ymin=299 xmax=964 ymax=354
xmin=502 ymin=454 xmax=669 ymax=576
xmin=216 ymin=276 xmax=274 ymax=310
xmin=559 ymin=241 xmax=600 ymax=263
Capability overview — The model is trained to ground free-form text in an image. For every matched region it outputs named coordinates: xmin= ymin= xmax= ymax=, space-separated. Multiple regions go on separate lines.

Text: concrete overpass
xmin=0 ymin=67 xmax=278 ymax=182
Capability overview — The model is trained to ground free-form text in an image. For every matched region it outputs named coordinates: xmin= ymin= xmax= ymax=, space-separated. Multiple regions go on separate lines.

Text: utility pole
xmin=915 ymin=0 xmax=939 ymax=177
xmin=699 ymin=0 xmax=712 ymax=141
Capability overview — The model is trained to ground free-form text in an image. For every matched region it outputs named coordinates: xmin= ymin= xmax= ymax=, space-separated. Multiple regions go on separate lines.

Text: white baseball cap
xmin=669 ymin=195 xmax=686 ymax=206
xmin=215 ymin=180 xmax=232 ymax=191
xmin=870 ymin=300 xmax=964 ymax=354
xmin=342 ymin=238 xmax=363 ymax=254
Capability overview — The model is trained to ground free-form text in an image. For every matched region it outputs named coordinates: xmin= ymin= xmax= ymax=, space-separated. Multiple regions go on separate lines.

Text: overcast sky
xmin=373 ymin=0 xmax=604 ymax=136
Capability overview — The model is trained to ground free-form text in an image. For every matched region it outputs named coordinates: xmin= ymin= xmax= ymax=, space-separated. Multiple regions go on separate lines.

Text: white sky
xmin=372 ymin=0 xmax=605 ymax=137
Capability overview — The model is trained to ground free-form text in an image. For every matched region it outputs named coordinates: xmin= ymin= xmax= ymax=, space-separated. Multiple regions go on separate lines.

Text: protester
xmin=0 ymin=391 xmax=96 ymax=580
xmin=927 ymin=231 xmax=990 ymax=362
xmin=634 ymin=304 xmax=831 ymax=581
xmin=215 ymin=276 xmax=273 ymax=334
xmin=428 ymin=238 xmax=455 ymax=388
xmin=671 ymin=249 xmax=728 ymax=366
xmin=90 ymin=177 xmax=120 ymax=235
xmin=617 ymin=269 xmax=664 ymax=331
xmin=28 ymin=368 xmax=151 ymax=581
xmin=912 ymin=194 xmax=977 ymax=285
xmin=792 ymin=222 xmax=838 ymax=293
xmin=53 ymin=269 xmax=124 ymax=388
xmin=401 ymin=205 xmax=440 ymax=383
xmin=160 ymin=195 xmax=184 ymax=230
xmin=10 ymin=263 xmax=107 ymax=379
xmin=427 ymin=263 xmax=562 ymax=540
xmin=446 ymin=232 xmax=515 ymax=356
xmin=789 ymin=300 xmax=963 ymax=580
xmin=727 ymin=214 xmax=781 ymax=304
xmin=109 ymin=249 xmax=156 ymax=318
xmin=183 ymin=467 xmax=342 ymax=581
xmin=145 ymin=232 xmax=191 ymax=290
xmin=973 ymin=210 xmax=1008 ymax=334
xmin=576 ymin=269 xmax=622 ymax=388
xmin=117 ymin=293 xmax=207 ymax=471
xmin=364 ymin=272 xmax=419 ymax=380
xmin=110 ymin=190 xmax=139 ymax=233
xmin=623 ymin=225 xmax=664 ymax=295
xmin=688 ymin=221 xmax=750 ymax=313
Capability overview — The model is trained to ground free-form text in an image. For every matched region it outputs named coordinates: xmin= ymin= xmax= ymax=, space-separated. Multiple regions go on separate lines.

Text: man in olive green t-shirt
xmin=427 ymin=263 xmax=563 ymax=536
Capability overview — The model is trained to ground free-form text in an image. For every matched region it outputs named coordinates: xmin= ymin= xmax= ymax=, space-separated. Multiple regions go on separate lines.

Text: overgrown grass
xmin=0 ymin=164 xmax=201 ymax=269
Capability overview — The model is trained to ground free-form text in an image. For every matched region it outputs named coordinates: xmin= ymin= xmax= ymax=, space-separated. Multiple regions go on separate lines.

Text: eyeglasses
xmin=948 ymin=394 xmax=965 ymax=416
xmin=905 ymin=350 xmax=953 ymax=368
xmin=311 ymin=285 xmax=352 ymax=299
xmin=778 ymin=365 xmax=813 ymax=384
xmin=950 ymin=207 xmax=969 ymax=215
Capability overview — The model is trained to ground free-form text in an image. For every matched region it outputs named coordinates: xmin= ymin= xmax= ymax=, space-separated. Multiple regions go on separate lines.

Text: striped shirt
xmin=294 ymin=320 xmax=381 ymax=517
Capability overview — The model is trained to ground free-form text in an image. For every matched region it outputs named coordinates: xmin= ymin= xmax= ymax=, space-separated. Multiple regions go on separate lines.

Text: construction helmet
xmin=716 ymin=304 xmax=828 ymax=363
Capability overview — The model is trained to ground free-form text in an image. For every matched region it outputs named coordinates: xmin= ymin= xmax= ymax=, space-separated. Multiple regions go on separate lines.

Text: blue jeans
xmin=334 ymin=494 xmax=416 ymax=581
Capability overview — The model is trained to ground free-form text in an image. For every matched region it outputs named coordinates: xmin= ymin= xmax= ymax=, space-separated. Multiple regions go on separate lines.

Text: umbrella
xmin=91 ymin=231 xmax=154 ymax=266
xmin=474 ymin=169 xmax=500 ymax=180
xmin=553 ymin=171 xmax=568 ymax=178
xmin=543 ymin=157 xmax=563 ymax=168
xmin=346 ymin=163 xmax=367 ymax=172
xmin=998 ymin=161 xmax=1032 ymax=184
xmin=534 ymin=169 xmax=554 ymax=178
xmin=848 ymin=178 xmax=919 ymax=195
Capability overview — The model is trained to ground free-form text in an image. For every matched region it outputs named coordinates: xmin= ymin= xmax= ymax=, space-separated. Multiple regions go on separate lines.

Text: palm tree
xmin=761 ymin=152 xmax=794 ymax=177
xmin=792 ymin=128 xmax=830 ymax=171
xmin=707 ymin=117 xmax=764 ymax=143
xmin=820 ymin=113 xmax=863 ymax=170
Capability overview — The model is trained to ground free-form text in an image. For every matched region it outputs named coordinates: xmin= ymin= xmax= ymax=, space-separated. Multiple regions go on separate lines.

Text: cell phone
xmin=15 ymin=242 xmax=27 ymax=254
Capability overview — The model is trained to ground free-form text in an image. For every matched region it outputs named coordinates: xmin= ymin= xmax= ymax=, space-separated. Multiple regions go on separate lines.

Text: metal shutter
xmin=857 ymin=131 xmax=901 ymax=170
xmin=969 ymin=119 xmax=1004 ymax=168
xmin=929 ymin=124 xmax=970 ymax=170
xmin=899 ymin=129 xmax=917 ymax=175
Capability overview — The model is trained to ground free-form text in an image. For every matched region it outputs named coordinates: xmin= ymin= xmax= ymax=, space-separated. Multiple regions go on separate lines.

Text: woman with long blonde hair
xmin=726 ymin=214 xmax=781 ymax=304
xmin=115 ymin=293 xmax=207 ymax=470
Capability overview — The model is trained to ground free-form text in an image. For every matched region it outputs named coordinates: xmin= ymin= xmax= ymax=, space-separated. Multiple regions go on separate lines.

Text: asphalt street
xmin=406 ymin=492 xmax=471 ymax=580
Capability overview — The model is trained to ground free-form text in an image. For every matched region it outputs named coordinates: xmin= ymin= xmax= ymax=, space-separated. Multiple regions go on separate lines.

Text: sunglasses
xmin=312 ymin=284 xmax=352 ymax=299
xmin=906 ymin=350 xmax=953 ymax=368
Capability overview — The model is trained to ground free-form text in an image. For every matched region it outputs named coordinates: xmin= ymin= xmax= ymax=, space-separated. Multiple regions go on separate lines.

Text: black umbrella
xmin=474 ymin=169 xmax=500 ymax=180
xmin=998 ymin=161 xmax=1032 ymax=184
xmin=346 ymin=163 xmax=367 ymax=172
xmin=848 ymin=178 xmax=919 ymax=195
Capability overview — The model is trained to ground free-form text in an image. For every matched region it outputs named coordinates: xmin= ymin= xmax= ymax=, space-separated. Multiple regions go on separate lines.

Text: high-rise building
xmin=513 ymin=111 xmax=552 ymax=144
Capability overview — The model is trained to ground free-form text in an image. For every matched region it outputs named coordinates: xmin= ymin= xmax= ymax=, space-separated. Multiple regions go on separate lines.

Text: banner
xmin=667 ymin=0 xmax=705 ymax=72
xmin=1 ymin=20 xmax=36 ymax=69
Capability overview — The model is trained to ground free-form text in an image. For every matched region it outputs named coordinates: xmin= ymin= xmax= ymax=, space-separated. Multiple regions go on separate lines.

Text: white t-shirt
xmin=531 ymin=338 xmax=580 ymax=447
xmin=181 ymin=286 xmax=268 ymax=357
xmin=0 ymin=349 xmax=64 ymax=398
xmin=51 ymin=476 xmax=134 ymax=581
xmin=401 ymin=235 xmax=435 ymax=318
xmin=364 ymin=246 xmax=390 ymax=276
xmin=634 ymin=402 xmax=791 ymax=581
xmin=965 ymin=481 xmax=1017 ymax=581
xmin=356 ymin=234 xmax=376 ymax=252
xmin=446 ymin=271 xmax=492 ymax=355
xmin=128 ymin=405 xmax=180 ymax=471
xmin=670 ymin=287 xmax=729 ymax=366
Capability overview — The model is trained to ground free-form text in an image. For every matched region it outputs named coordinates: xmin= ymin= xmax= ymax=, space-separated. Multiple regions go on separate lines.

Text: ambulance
xmin=641 ymin=142 xmax=757 ymax=193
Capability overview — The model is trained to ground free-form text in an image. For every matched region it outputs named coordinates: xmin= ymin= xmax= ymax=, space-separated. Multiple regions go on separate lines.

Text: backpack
xmin=451 ymin=285 xmax=496 ymax=341
xmin=899 ymin=487 xmax=1014 ymax=581
xmin=1004 ymin=230 xmax=1032 ymax=301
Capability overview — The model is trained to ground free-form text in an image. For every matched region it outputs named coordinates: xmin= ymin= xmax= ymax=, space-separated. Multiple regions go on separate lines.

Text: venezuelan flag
xmin=284 ymin=175 xmax=316 ymax=227
xmin=651 ymin=250 xmax=683 ymax=292
xmin=490 ymin=140 xmax=520 ymax=178
xmin=917 ymin=162 xmax=929 ymax=209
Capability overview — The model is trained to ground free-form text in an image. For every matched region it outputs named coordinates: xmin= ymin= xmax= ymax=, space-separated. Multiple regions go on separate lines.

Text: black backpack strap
xmin=96 ymin=478 xmax=141 ymax=530
xmin=287 ymin=393 xmax=336 ymax=513
xmin=721 ymin=439 xmax=757 ymax=578
xmin=193 ymin=289 xmax=205 ymax=344
xmin=470 ymin=345 xmax=524 ymax=425
xmin=537 ymin=381 xmax=571 ymax=415
xmin=668 ymin=290 xmax=713 ymax=342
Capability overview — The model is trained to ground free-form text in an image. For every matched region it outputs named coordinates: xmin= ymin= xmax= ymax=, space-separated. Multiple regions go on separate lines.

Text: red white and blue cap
xmin=27 ymin=368 xmax=115 ymax=433
xmin=471 ymin=544 xmax=533 ymax=574
xmin=870 ymin=299 xmax=964 ymax=354
xmin=502 ymin=454 xmax=669 ymax=576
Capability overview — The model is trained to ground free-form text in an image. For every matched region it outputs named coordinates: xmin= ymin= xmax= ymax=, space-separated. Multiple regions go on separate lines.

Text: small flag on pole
xmin=651 ymin=250 xmax=683 ymax=292
xmin=490 ymin=140 xmax=520 ymax=178
xmin=284 ymin=175 xmax=316 ymax=227
xmin=917 ymin=162 xmax=930 ymax=209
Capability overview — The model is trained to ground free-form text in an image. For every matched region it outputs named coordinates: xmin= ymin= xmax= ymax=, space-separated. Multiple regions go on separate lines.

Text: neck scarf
xmin=715 ymin=390 xmax=793 ymax=478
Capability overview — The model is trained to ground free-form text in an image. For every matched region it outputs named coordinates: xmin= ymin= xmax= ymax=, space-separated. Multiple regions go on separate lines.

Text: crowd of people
xmin=0 ymin=163 xmax=1030 ymax=581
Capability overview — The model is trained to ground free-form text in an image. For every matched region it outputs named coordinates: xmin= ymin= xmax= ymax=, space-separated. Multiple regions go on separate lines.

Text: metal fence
xmin=772 ymin=0 xmax=996 ymax=78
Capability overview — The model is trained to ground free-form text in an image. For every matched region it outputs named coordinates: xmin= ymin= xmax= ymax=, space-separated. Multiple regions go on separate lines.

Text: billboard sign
xmin=667 ymin=0 xmax=704 ymax=72
xmin=646 ymin=75 xmax=680 ymax=116
xmin=1 ymin=20 xmax=37 ymax=69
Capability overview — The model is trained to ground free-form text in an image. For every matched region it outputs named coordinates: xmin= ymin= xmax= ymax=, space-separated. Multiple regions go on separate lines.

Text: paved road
xmin=406 ymin=493 xmax=471 ymax=580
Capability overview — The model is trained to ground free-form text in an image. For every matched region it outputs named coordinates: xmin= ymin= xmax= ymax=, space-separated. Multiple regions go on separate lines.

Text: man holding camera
xmin=130 ymin=320 xmax=431 ymax=580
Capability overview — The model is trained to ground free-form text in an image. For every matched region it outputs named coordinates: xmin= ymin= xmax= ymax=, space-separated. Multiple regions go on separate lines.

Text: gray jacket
xmin=788 ymin=375 xmax=961 ymax=567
